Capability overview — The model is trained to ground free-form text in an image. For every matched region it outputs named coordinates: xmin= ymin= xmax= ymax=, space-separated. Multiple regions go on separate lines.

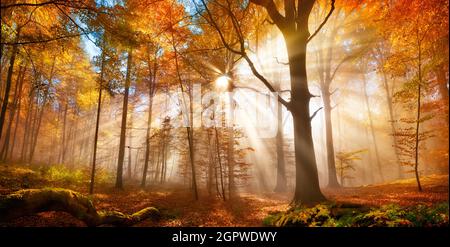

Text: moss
xmin=0 ymin=188 xmax=159 ymax=226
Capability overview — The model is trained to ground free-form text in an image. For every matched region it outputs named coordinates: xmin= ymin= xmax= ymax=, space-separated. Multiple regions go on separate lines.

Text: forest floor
xmin=0 ymin=164 xmax=448 ymax=226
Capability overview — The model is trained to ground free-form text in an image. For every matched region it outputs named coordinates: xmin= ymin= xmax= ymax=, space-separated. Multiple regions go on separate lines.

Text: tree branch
xmin=310 ymin=107 xmax=323 ymax=120
xmin=0 ymin=32 xmax=91 ymax=46
xmin=1 ymin=1 xmax=58 ymax=9
xmin=274 ymin=56 xmax=289 ymax=65
xmin=198 ymin=0 xmax=290 ymax=109
xmin=249 ymin=0 xmax=287 ymax=31
xmin=307 ymin=0 xmax=335 ymax=43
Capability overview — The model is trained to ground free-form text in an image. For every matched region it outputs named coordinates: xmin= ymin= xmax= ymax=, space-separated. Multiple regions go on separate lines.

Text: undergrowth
xmin=263 ymin=203 xmax=449 ymax=227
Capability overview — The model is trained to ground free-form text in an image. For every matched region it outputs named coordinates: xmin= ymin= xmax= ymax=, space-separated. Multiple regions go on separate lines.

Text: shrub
xmin=42 ymin=165 xmax=85 ymax=184
xmin=263 ymin=203 xmax=449 ymax=227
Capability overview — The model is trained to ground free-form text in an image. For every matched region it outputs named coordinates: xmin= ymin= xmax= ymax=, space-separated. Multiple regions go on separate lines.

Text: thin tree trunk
xmin=141 ymin=44 xmax=158 ymax=187
xmin=322 ymin=85 xmax=340 ymax=188
xmin=362 ymin=74 xmax=384 ymax=182
xmin=59 ymin=103 xmax=68 ymax=164
xmin=1 ymin=63 xmax=25 ymax=160
xmin=89 ymin=43 xmax=105 ymax=194
xmin=141 ymin=95 xmax=153 ymax=187
xmin=115 ymin=48 xmax=133 ymax=189
xmin=0 ymin=41 xmax=19 ymax=140
xmin=214 ymin=125 xmax=226 ymax=201
xmin=127 ymin=106 xmax=133 ymax=180
xmin=28 ymin=93 xmax=47 ymax=163
xmin=274 ymin=95 xmax=287 ymax=192
xmin=141 ymin=91 xmax=155 ymax=186
xmin=227 ymin=91 xmax=235 ymax=197
xmin=20 ymin=96 xmax=33 ymax=162
xmin=206 ymin=129 xmax=215 ymax=196
xmin=8 ymin=90 xmax=22 ymax=161
xmin=414 ymin=42 xmax=423 ymax=192
xmin=381 ymin=71 xmax=403 ymax=178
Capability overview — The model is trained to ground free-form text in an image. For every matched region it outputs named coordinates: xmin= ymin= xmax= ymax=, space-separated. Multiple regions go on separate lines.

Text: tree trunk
xmin=28 ymin=93 xmax=48 ymax=163
xmin=1 ymin=63 xmax=25 ymax=161
xmin=414 ymin=44 xmax=423 ymax=192
xmin=0 ymin=42 xmax=18 ymax=140
xmin=8 ymin=91 xmax=22 ymax=161
xmin=127 ymin=106 xmax=133 ymax=180
xmin=274 ymin=97 xmax=287 ymax=192
xmin=141 ymin=94 xmax=153 ymax=187
xmin=227 ymin=92 xmax=235 ymax=197
xmin=287 ymin=38 xmax=326 ymax=204
xmin=362 ymin=75 xmax=384 ymax=182
xmin=322 ymin=86 xmax=340 ymax=187
xmin=414 ymin=82 xmax=423 ymax=191
xmin=214 ymin=124 xmax=226 ymax=201
xmin=116 ymin=48 xmax=133 ymax=189
xmin=89 ymin=51 xmax=104 ymax=194
xmin=381 ymin=71 xmax=403 ymax=178
xmin=59 ymin=103 xmax=68 ymax=164
xmin=20 ymin=96 xmax=33 ymax=162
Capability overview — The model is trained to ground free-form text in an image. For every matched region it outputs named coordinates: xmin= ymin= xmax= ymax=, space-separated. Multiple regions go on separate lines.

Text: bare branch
xmin=198 ymin=0 xmax=291 ymax=110
xmin=307 ymin=0 xmax=335 ymax=43
xmin=330 ymin=46 xmax=369 ymax=81
xmin=274 ymin=56 xmax=289 ymax=65
xmin=310 ymin=107 xmax=323 ymax=120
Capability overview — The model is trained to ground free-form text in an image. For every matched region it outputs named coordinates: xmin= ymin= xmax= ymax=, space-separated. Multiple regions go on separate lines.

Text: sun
xmin=215 ymin=75 xmax=230 ymax=90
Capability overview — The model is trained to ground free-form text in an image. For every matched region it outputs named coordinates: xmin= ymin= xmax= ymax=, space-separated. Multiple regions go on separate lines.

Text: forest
xmin=0 ymin=0 xmax=448 ymax=227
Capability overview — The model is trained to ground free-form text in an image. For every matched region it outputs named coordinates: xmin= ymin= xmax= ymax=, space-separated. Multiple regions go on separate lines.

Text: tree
xmin=335 ymin=149 xmax=365 ymax=186
xmin=377 ymin=0 xmax=448 ymax=191
xmin=196 ymin=0 xmax=338 ymax=203
xmin=310 ymin=4 xmax=368 ymax=187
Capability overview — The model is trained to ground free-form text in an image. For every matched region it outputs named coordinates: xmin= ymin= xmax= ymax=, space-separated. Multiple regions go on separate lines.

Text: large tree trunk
xmin=116 ymin=48 xmax=133 ymax=189
xmin=0 ymin=188 xmax=159 ymax=226
xmin=287 ymin=38 xmax=326 ymax=204
xmin=322 ymin=86 xmax=340 ymax=188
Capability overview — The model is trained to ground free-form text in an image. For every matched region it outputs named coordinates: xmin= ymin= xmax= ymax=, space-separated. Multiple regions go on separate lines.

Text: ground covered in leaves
xmin=0 ymin=164 xmax=448 ymax=227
